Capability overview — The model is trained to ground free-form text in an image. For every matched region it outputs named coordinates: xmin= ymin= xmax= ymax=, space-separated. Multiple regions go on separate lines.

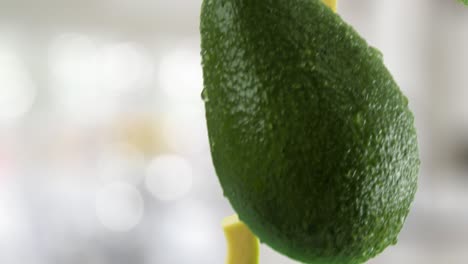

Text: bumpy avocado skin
xmin=200 ymin=0 xmax=420 ymax=263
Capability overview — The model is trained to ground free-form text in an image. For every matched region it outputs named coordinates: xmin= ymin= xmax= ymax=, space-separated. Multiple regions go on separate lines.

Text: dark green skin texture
xmin=201 ymin=0 xmax=420 ymax=263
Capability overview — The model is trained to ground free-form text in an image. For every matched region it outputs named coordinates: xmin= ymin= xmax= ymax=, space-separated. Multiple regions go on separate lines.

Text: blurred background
xmin=0 ymin=0 xmax=466 ymax=263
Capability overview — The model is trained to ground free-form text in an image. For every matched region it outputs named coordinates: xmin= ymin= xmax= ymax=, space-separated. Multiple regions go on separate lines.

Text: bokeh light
xmin=160 ymin=107 xmax=209 ymax=154
xmin=97 ymin=143 xmax=145 ymax=185
xmin=100 ymin=43 xmax=154 ymax=94
xmin=0 ymin=179 xmax=28 ymax=243
xmin=49 ymin=33 xmax=154 ymax=124
xmin=145 ymin=154 xmax=193 ymax=201
xmin=158 ymin=200 xmax=220 ymax=263
xmin=0 ymin=41 xmax=35 ymax=125
xmin=49 ymin=33 xmax=99 ymax=89
xmin=49 ymin=33 xmax=113 ymax=123
xmin=158 ymin=45 xmax=203 ymax=105
xmin=95 ymin=182 xmax=144 ymax=232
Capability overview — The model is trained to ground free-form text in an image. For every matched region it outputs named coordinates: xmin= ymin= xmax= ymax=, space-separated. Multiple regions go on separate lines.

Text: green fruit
xmin=200 ymin=0 xmax=420 ymax=263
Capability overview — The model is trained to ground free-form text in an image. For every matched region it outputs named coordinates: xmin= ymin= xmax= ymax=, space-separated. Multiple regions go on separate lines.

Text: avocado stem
xmin=223 ymin=214 xmax=260 ymax=264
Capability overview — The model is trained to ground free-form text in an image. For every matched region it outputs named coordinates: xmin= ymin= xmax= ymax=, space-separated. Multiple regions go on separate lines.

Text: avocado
xmin=200 ymin=0 xmax=420 ymax=263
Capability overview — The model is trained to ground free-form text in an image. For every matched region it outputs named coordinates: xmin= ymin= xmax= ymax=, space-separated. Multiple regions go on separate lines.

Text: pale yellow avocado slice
xmin=223 ymin=215 xmax=260 ymax=264
xmin=323 ymin=0 xmax=337 ymax=11
xmin=222 ymin=2 xmax=336 ymax=264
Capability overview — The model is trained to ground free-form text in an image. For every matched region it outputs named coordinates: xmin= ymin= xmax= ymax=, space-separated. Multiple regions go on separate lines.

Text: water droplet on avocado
xmin=201 ymin=88 xmax=210 ymax=102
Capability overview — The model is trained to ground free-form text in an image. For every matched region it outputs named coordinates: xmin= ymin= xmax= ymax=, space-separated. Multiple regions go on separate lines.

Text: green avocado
xmin=200 ymin=0 xmax=420 ymax=263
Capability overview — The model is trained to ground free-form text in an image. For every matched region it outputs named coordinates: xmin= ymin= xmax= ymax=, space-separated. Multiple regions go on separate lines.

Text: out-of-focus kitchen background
xmin=0 ymin=0 xmax=466 ymax=263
